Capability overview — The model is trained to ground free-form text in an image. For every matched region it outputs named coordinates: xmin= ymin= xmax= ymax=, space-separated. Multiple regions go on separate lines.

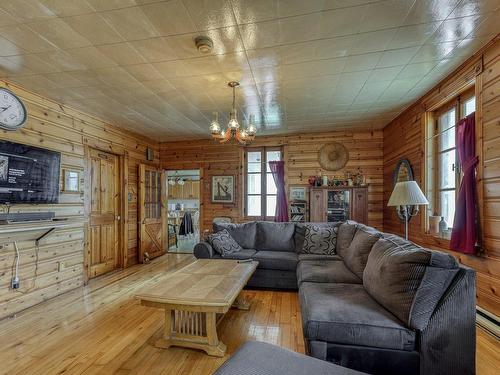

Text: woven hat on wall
xmin=318 ymin=142 xmax=349 ymax=171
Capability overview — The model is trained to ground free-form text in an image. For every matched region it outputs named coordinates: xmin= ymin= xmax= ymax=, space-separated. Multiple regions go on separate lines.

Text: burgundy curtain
xmin=450 ymin=112 xmax=478 ymax=254
xmin=269 ymin=160 xmax=289 ymax=222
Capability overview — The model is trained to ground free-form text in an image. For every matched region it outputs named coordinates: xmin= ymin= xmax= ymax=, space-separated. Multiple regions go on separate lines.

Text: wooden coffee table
xmin=136 ymin=259 xmax=258 ymax=357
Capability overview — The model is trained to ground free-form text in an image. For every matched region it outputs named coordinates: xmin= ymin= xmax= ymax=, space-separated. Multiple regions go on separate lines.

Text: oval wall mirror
xmin=392 ymin=159 xmax=416 ymax=222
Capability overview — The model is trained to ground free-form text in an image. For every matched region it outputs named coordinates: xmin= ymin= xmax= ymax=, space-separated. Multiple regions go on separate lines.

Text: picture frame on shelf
xmin=290 ymin=186 xmax=307 ymax=201
xmin=211 ymin=175 xmax=234 ymax=203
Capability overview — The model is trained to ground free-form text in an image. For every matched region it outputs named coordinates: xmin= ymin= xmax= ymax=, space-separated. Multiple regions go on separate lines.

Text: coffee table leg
xmin=205 ymin=312 xmax=227 ymax=357
xmin=155 ymin=308 xmax=173 ymax=349
xmin=232 ymin=293 xmax=251 ymax=310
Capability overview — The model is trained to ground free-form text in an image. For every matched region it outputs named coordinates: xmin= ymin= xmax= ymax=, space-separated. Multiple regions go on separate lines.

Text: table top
xmin=135 ymin=259 xmax=258 ymax=309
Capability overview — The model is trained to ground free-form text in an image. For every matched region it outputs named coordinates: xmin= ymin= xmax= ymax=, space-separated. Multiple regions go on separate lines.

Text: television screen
xmin=0 ymin=141 xmax=61 ymax=204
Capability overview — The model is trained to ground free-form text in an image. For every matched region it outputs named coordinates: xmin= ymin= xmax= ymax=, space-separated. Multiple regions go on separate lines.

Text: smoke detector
xmin=195 ymin=36 xmax=213 ymax=54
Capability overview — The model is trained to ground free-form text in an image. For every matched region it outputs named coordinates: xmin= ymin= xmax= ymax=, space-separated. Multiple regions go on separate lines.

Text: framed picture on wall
xmin=290 ymin=186 xmax=307 ymax=201
xmin=212 ymin=175 xmax=234 ymax=203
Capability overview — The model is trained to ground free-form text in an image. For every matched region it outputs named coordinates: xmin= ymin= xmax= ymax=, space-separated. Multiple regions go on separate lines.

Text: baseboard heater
xmin=476 ymin=306 xmax=500 ymax=338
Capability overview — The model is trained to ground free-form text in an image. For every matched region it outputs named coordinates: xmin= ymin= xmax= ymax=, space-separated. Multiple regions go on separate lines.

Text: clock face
xmin=0 ymin=89 xmax=27 ymax=131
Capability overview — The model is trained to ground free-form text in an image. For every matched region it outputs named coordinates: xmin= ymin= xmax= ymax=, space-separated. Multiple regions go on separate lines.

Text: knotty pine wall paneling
xmin=160 ymin=129 xmax=384 ymax=232
xmin=383 ymin=36 xmax=500 ymax=316
xmin=0 ymin=80 xmax=159 ymax=320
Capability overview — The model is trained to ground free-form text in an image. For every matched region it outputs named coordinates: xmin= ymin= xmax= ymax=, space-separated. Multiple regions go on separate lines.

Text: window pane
xmin=438 ymin=109 xmax=456 ymax=133
xmin=440 ymin=191 xmax=455 ymax=228
xmin=248 ymin=162 xmax=261 ymax=172
xmin=439 ymin=126 xmax=455 ymax=151
xmin=463 ymin=97 xmax=475 ymax=117
xmin=266 ymin=173 xmax=277 ymax=194
xmin=266 ymin=150 xmax=281 ymax=172
xmin=247 ymin=195 xmax=261 ymax=216
xmin=247 ymin=151 xmax=262 ymax=163
xmin=266 ymin=195 xmax=277 ymax=217
xmin=247 ymin=173 xmax=261 ymax=194
xmin=439 ymin=150 xmax=456 ymax=189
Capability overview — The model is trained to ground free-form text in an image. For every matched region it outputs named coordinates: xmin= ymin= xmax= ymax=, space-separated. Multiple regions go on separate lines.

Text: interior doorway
xmin=88 ymin=148 xmax=121 ymax=278
xmin=166 ymin=169 xmax=201 ymax=253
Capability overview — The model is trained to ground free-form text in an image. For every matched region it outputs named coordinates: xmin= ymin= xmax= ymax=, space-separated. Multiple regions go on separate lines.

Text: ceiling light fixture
xmin=210 ymin=81 xmax=256 ymax=145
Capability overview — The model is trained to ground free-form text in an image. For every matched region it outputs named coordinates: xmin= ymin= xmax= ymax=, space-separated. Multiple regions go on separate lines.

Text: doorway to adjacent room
xmin=166 ymin=169 xmax=201 ymax=253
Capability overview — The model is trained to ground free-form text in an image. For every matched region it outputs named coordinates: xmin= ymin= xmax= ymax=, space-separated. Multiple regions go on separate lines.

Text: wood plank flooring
xmin=0 ymin=254 xmax=497 ymax=375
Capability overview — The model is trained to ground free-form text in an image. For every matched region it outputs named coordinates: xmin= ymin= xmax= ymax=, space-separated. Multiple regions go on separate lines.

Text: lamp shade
xmin=387 ymin=181 xmax=429 ymax=207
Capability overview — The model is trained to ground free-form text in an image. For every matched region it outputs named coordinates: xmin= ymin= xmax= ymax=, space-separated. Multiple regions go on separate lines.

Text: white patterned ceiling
xmin=0 ymin=0 xmax=498 ymax=141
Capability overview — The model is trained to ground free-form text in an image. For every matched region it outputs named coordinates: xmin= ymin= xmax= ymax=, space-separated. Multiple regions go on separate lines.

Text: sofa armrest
xmin=419 ymin=266 xmax=476 ymax=375
xmin=194 ymin=241 xmax=215 ymax=258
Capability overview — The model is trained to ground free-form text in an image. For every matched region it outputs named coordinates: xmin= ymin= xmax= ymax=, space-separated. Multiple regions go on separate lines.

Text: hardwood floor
xmin=0 ymin=254 xmax=497 ymax=375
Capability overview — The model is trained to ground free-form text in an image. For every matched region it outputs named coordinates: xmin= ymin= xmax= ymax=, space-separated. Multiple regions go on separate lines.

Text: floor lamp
xmin=388 ymin=181 xmax=429 ymax=240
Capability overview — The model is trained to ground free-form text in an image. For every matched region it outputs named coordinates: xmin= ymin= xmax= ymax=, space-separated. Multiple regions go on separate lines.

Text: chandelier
xmin=209 ymin=81 xmax=257 ymax=145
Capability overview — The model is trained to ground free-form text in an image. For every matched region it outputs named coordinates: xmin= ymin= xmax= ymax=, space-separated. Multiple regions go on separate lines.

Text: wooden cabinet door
xmin=352 ymin=188 xmax=368 ymax=224
xmin=89 ymin=149 xmax=120 ymax=278
xmin=309 ymin=189 xmax=326 ymax=222
xmin=139 ymin=164 xmax=167 ymax=263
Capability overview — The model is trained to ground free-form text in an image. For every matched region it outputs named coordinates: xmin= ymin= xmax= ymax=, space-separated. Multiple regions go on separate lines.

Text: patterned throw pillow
xmin=300 ymin=224 xmax=339 ymax=255
xmin=207 ymin=229 xmax=243 ymax=257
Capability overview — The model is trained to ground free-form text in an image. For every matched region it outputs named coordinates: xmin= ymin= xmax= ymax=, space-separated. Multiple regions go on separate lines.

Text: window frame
xmin=244 ymin=146 xmax=283 ymax=221
xmin=427 ymin=87 xmax=475 ymax=237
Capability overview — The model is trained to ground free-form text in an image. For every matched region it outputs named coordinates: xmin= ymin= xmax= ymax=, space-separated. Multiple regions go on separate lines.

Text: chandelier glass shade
xmin=210 ymin=81 xmax=256 ymax=145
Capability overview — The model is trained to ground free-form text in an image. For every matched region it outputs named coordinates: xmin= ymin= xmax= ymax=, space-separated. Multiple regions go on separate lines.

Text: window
xmin=245 ymin=147 xmax=282 ymax=219
xmin=426 ymin=88 xmax=475 ymax=237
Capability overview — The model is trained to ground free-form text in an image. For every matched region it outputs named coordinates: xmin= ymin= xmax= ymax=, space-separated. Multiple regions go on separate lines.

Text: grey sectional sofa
xmin=194 ymin=221 xmax=476 ymax=375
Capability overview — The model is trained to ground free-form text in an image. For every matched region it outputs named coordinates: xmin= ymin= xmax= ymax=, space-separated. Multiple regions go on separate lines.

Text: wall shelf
xmin=0 ymin=218 xmax=84 ymax=244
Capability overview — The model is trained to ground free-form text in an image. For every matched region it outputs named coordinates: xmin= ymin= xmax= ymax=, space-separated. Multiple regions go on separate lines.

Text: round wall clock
xmin=0 ymin=88 xmax=27 ymax=131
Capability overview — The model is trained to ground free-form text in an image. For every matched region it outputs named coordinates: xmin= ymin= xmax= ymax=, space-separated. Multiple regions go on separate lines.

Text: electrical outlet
xmin=58 ymin=261 xmax=66 ymax=272
xmin=11 ymin=277 xmax=20 ymax=289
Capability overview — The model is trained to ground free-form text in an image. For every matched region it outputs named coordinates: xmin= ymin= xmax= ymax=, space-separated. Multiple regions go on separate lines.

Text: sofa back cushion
xmin=207 ymin=229 xmax=243 ymax=257
xmin=295 ymin=223 xmax=340 ymax=255
xmin=256 ymin=222 xmax=295 ymax=252
xmin=363 ymin=237 xmax=459 ymax=330
xmin=336 ymin=221 xmax=358 ymax=258
xmin=342 ymin=224 xmax=382 ymax=278
xmin=213 ymin=221 xmax=257 ymax=249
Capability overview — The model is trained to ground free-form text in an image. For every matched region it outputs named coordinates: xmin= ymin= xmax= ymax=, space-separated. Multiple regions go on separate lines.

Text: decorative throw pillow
xmin=207 ymin=229 xmax=243 ymax=257
xmin=300 ymin=223 xmax=339 ymax=255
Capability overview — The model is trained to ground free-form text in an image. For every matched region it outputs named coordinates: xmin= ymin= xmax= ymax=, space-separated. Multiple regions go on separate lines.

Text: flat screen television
xmin=0 ymin=141 xmax=61 ymax=204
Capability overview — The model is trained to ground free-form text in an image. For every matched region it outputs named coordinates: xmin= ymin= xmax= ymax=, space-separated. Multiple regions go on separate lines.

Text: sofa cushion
xmin=256 ymin=222 xmax=295 ymax=252
xmin=253 ymin=251 xmax=298 ymax=271
xmin=296 ymin=223 xmax=340 ymax=255
xmin=207 ymin=229 xmax=243 ymax=257
xmin=336 ymin=221 xmax=358 ymax=258
xmin=299 ymin=282 xmax=416 ymax=351
xmin=213 ymin=221 xmax=257 ymax=249
xmin=214 ymin=341 xmax=367 ymax=375
xmin=221 ymin=249 xmax=257 ymax=260
xmin=343 ymin=224 xmax=382 ymax=278
xmin=364 ymin=237 xmax=459 ymax=330
xmin=298 ymin=254 xmax=342 ymax=262
xmin=297 ymin=260 xmax=361 ymax=285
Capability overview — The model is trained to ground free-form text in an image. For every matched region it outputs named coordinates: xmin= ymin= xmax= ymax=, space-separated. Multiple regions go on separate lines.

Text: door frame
xmin=165 ymin=167 xmax=203 ymax=253
xmin=83 ymin=144 xmax=128 ymax=284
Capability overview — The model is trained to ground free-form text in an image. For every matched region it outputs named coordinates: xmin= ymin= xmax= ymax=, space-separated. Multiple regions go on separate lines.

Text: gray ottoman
xmin=214 ymin=341 xmax=368 ymax=375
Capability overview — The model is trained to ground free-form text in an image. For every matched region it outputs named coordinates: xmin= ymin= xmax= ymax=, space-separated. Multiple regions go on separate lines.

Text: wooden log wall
xmin=383 ymin=36 xmax=500 ymax=316
xmin=160 ymin=129 xmax=384 ymax=232
xmin=0 ymin=80 xmax=159 ymax=320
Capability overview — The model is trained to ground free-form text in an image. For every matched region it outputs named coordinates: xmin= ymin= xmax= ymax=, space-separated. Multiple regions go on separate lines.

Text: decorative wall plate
xmin=318 ymin=142 xmax=349 ymax=171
